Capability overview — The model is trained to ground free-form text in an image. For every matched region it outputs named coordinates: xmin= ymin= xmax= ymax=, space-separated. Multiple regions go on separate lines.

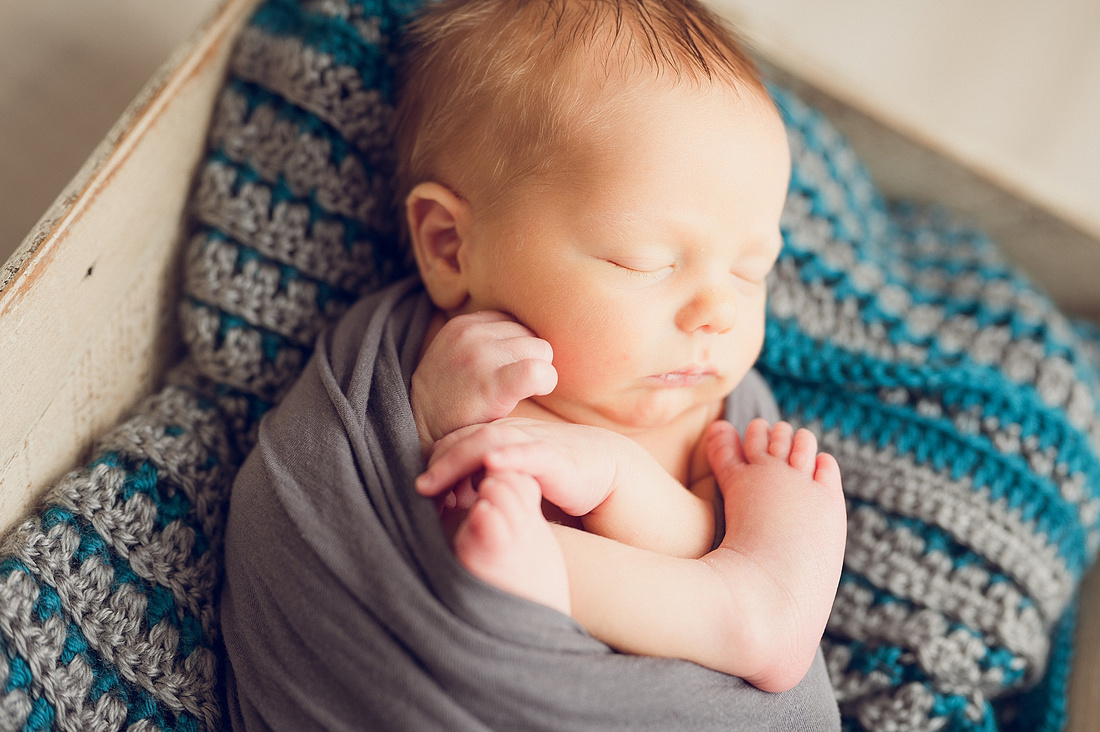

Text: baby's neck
xmin=509 ymin=398 xmax=722 ymax=487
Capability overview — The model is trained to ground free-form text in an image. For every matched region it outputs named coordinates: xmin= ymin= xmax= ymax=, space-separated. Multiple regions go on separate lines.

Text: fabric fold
xmin=222 ymin=276 xmax=840 ymax=731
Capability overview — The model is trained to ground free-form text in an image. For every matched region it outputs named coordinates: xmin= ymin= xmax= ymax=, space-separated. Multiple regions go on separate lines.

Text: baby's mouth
xmin=648 ymin=365 xmax=717 ymax=386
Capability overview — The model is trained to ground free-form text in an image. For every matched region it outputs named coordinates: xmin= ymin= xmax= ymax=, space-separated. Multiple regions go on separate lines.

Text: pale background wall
xmin=0 ymin=0 xmax=221 ymax=265
xmin=708 ymin=0 xmax=1100 ymax=242
xmin=2 ymin=0 xmax=1099 ymax=266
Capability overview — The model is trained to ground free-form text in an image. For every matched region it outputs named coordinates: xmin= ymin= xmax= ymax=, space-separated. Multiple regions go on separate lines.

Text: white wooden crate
xmin=0 ymin=0 xmax=260 ymax=532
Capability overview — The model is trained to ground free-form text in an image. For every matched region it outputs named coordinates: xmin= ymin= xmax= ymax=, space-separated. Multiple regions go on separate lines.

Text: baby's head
xmin=395 ymin=0 xmax=791 ymax=431
xmin=394 ymin=0 xmax=768 ymax=218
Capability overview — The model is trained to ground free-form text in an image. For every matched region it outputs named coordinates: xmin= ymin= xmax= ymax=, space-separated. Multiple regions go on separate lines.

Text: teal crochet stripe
xmin=1 ymin=559 xmax=203 ymax=732
xmin=186 ymin=295 xmax=309 ymax=363
xmin=767 ymin=372 xmax=1092 ymax=572
xmin=833 ymin=638 xmax=1000 ymax=731
xmin=249 ymin=0 xmax=401 ymax=94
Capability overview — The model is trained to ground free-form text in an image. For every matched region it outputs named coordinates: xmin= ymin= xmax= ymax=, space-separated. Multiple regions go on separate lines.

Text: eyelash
xmin=612 ymin=262 xmax=671 ymax=279
xmin=609 ymin=260 xmax=773 ymax=283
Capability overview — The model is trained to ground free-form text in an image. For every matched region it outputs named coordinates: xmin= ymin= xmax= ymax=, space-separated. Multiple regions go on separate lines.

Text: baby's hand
xmin=416 ymin=418 xmax=624 ymax=517
xmin=418 ymin=419 xmax=715 ymax=557
xmin=411 ymin=311 xmax=557 ymax=456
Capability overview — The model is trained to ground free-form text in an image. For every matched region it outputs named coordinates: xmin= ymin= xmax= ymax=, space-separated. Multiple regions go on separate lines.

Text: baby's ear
xmin=405 ymin=182 xmax=473 ymax=311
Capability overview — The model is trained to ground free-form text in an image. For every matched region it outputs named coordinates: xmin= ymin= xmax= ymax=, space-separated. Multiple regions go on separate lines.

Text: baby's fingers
xmin=417 ymin=423 xmax=528 ymax=496
xmin=481 ymin=442 xmax=591 ymax=515
xmin=496 ymin=358 xmax=558 ymax=404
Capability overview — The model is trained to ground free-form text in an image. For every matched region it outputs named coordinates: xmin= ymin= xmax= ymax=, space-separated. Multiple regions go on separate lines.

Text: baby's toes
xmin=742 ymin=418 xmax=773 ymax=464
xmin=705 ymin=420 xmax=745 ymax=472
xmin=788 ymin=429 xmax=818 ymax=475
xmin=478 ymin=473 xmax=539 ymax=530
xmin=453 ymin=496 xmax=509 ymax=563
xmin=813 ymin=452 xmax=843 ymax=493
xmin=767 ymin=421 xmax=795 ymax=461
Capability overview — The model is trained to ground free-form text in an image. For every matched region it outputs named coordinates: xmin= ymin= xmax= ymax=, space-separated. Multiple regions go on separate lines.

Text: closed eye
xmin=609 ymin=260 xmax=674 ymax=281
xmin=732 ymin=265 xmax=771 ymax=284
xmin=733 ymin=244 xmax=781 ymax=283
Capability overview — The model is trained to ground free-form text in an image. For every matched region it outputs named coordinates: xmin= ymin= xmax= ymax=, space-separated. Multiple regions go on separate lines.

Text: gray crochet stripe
xmin=92 ymin=385 xmax=236 ymax=546
xmin=857 ymin=683 xmax=960 ymax=732
xmin=165 ymin=361 xmax=265 ymax=459
xmin=127 ymin=721 xmax=165 ymax=732
xmin=882 ymin=387 xmax=1100 ymax=554
xmin=302 ymin=0 xmax=385 ymax=45
xmin=3 ymin=519 xmax=218 ymax=727
xmin=817 ymin=426 xmax=1076 ymax=620
xmin=0 ymin=580 xmax=37 ymax=732
xmin=182 ymin=299 xmax=306 ymax=401
xmin=772 ymin=248 xmax=1100 ymax=436
xmin=842 ymin=504 xmax=1048 ymax=671
xmin=0 ymin=645 xmax=32 ymax=730
xmin=192 ymin=163 xmax=378 ymax=292
xmin=184 ymin=232 xmax=346 ymax=347
xmin=208 ymin=86 xmax=391 ymax=226
xmin=829 ymin=577 xmax=1039 ymax=695
xmin=214 ymin=392 xmax=264 ymax=457
xmin=230 ymin=25 xmax=394 ymax=158
xmin=822 ymin=641 xmax=984 ymax=731
xmin=0 ymin=385 xmax=231 ymax=729
xmin=768 ymin=256 xmax=928 ymax=365
xmin=0 ymin=570 xmax=131 ymax=732
xmin=783 ymin=131 xmax=884 ymax=244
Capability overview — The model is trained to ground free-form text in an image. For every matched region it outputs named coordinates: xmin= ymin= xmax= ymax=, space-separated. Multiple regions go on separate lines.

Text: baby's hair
xmin=393 ymin=0 xmax=765 ymax=218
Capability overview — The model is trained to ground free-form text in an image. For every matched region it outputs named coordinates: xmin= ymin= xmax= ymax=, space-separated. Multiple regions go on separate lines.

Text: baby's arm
xmin=410 ymin=310 xmax=557 ymax=456
xmin=554 ymin=419 xmax=847 ymax=692
xmin=418 ymin=419 xmax=718 ymax=558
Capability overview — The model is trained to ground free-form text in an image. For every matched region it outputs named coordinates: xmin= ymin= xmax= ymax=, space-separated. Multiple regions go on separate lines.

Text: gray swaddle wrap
xmin=221 ymin=276 xmax=840 ymax=731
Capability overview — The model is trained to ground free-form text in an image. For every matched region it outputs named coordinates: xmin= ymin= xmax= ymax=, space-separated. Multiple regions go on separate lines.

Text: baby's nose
xmin=676 ymin=287 xmax=736 ymax=334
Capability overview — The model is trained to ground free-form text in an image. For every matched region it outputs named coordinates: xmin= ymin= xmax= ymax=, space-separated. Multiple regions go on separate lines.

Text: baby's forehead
xmin=395 ymin=0 xmax=769 ymax=212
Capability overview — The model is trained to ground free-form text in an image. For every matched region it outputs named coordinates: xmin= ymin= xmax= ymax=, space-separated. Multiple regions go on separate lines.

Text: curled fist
xmin=411 ymin=311 xmax=558 ymax=455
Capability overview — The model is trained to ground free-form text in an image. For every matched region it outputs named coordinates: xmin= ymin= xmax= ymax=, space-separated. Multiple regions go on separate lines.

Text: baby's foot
xmin=703 ymin=418 xmax=846 ymax=692
xmin=452 ymin=471 xmax=571 ymax=615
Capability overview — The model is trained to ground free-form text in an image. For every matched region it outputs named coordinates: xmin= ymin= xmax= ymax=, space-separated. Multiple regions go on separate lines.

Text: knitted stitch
xmin=1 ymin=1 xmax=1097 ymax=730
xmin=767 ymin=89 xmax=1100 ymax=730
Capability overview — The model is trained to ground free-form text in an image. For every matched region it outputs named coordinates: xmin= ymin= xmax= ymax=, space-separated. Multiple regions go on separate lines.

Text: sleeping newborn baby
xmin=221 ymin=1 xmax=847 ymax=728
xmin=398 ymin=0 xmax=847 ymax=694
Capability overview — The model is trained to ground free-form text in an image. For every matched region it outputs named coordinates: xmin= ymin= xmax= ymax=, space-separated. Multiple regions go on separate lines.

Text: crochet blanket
xmin=220 ymin=276 xmax=839 ymax=730
xmin=1 ymin=0 xmax=1098 ymax=730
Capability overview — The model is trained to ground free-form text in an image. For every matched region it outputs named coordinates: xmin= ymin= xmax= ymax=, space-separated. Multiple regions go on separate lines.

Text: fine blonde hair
xmin=392 ymin=0 xmax=765 ymax=216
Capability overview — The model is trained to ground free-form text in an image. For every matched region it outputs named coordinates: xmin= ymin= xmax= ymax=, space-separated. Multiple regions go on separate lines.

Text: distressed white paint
xmin=0 ymin=0 xmax=261 ymax=534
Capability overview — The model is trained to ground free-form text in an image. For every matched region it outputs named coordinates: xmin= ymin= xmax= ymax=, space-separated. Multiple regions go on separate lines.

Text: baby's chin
xmin=533 ymin=386 xmax=730 ymax=435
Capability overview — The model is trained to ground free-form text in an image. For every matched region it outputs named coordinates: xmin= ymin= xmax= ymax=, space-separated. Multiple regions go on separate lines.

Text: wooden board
xmin=0 ymin=0 xmax=261 ymax=535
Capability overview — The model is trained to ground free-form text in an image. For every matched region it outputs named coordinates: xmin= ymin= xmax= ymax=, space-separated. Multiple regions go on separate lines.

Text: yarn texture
xmin=1 ymin=1 xmax=1098 ymax=730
